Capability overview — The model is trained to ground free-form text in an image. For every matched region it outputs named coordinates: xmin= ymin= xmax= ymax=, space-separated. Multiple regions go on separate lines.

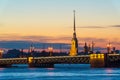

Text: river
xmin=0 ymin=64 xmax=120 ymax=80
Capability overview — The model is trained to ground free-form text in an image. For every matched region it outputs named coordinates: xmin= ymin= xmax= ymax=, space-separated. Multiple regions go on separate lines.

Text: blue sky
xmin=0 ymin=0 xmax=120 ymax=49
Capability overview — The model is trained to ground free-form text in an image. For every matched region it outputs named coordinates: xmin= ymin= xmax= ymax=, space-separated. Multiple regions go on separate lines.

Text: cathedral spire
xmin=69 ymin=10 xmax=78 ymax=56
xmin=73 ymin=10 xmax=76 ymax=33
xmin=73 ymin=10 xmax=77 ymax=39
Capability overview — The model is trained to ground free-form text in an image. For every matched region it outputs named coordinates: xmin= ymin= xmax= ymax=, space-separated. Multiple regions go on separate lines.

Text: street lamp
xmin=0 ymin=49 xmax=4 ymax=58
xmin=48 ymin=47 xmax=53 ymax=56
xmin=107 ymin=43 xmax=111 ymax=54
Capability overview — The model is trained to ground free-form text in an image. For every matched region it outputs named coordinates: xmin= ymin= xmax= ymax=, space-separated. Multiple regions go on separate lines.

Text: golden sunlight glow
xmin=28 ymin=57 xmax=33 ymax=63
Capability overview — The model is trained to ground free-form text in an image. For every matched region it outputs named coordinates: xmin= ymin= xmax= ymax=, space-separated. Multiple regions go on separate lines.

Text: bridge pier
xmin=90 ymin=54 xmax=120 ymax=68
xmin=106 ymin=54 xmax=120 ymax=68
xmin=90 ymin=54 xmax=107 ymax=68
xmin=28 ymin=63 xmax=54 ymax=68
xmin=0 ymin=64 xmax=12 ymax=68
xmin=28 ymin=57 xmax=54 ymax=68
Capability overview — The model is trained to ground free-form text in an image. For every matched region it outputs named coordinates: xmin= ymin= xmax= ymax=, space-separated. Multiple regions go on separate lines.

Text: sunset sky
xmin=0 ymin=0 xmax=120 ymax=49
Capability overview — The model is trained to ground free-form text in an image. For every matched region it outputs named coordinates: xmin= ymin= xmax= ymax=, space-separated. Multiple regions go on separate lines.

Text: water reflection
xmin=105 ymin=68 xmax=113 ymax=74
xmin=0 ymin=68 xmax=5 ymax=71
xmin=47 ymin=68 xmax=54 ymax=70
xmin=0 ymin=64 xmax=120 ymax=80
xmin=47 ymin=72 xmax=54 ymax=76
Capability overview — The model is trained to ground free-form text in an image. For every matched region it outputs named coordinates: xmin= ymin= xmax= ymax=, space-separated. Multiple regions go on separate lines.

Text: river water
xmin=0 ymin=64 xmax=120 ymax=80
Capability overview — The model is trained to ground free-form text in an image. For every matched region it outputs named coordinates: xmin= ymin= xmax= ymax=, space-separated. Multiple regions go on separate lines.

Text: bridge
xmin=0 ymin=11 xmax=118 ymax=68
xmin=0 ymin=54 xmax=120 ymax=68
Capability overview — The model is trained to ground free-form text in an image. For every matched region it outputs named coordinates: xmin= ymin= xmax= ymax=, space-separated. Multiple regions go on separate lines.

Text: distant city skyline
xmin=0 ymin=0 xmax=120 ymax=49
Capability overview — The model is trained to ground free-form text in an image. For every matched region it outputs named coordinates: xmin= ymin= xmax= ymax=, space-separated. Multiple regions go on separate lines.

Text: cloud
xmin=0 ymin=34 xmax=113 ymax=43
xmin=69 ymin=24 xmax=120 ymax=29
xmin=110 ymin=25 xmax=120 ymax=28
xmin=0 ymin=40 xmax=70 ymax=50
xmin=0 ymin=34 xmax=119 ymax=49
xmin=77 ymin=26 xmax=105 ymax=28
xmin=0 ymin=37 xmax=119 ymax=50
xmin=111 ymin=41 xmax=120 ymax=45
xmin=68 ymin=26 xmax=105 ymax=29
xmin=79 ymin=37 xmax=107 ymax=42
xmin=0 ymin=34 xmax=71 ymax=44
xmin=0 ymin=40 xmax=107 ymax=52
xmin=0 ymin=40 xmax=114 ymax=52
xmin=21 ymin=36 xmax=54 ymax=42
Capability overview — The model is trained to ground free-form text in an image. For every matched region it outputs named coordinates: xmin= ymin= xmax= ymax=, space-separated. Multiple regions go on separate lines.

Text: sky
xmin=0 ymin=0 xmax=120 ymax=49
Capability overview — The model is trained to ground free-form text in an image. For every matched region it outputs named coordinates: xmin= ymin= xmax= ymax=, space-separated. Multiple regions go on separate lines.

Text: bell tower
xmin=69 ymin=10 xmax=78 ymax=56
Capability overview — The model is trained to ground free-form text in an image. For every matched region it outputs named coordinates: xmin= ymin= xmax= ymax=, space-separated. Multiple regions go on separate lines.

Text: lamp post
xmin=29 ymin=44 xmax=35 ymax=56
xmin=113 ymin=47 xmax=116 ymax=54
xmin=91 ymin=41 xmax=95 ymax=53
xmin=107 ymin=43 xmax=111 ymax=54
xmin=48 ymin=47 xmax=53 ymax=56
xmin=0 ymin=49 xmax=4 ymax=58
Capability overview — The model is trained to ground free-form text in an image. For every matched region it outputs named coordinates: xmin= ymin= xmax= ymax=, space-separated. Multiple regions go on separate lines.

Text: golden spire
xmin=73 ymin=10 xmax=76 ymax=33
xmin=69 ymin=10 xmax=78 ymax=56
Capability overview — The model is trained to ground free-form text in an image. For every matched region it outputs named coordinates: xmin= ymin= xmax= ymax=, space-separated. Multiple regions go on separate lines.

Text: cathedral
xmin=69 ymin=10 xmax=78 ymax=56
